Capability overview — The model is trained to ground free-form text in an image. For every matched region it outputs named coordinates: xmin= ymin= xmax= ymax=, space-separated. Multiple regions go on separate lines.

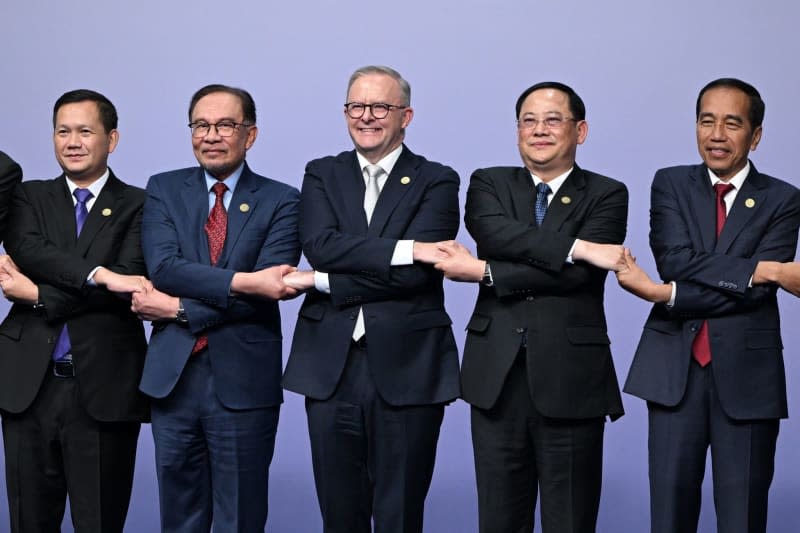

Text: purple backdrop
xmin=1 ymin=1 xmax=798 ymax=531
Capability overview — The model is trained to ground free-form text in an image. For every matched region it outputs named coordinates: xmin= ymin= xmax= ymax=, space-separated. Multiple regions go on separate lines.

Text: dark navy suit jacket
xmin=139 ymin=163 xmax=300 ymax=409
xmin=282 ymin=146 xmax=461 ymax=406
xmin=625 ymin=163 xmax=800 ymax=420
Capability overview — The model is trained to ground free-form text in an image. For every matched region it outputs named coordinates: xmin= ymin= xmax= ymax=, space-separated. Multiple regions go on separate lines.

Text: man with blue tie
xmin=618 ymin=78 xmax=800 ymax=533
xmin=0 ymin=89 xmax=151 ymax=532
xmin=428 ymin=82 xmax=628 ymax=533
xmin=132 ymin=84 xmax=301 ymax=532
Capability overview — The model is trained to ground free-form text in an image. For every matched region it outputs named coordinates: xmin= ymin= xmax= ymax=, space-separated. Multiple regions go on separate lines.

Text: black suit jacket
xmin=460 ymin=165 xmax=627 ymax=419
xmin=0 ymin=172 xmax=148 ymax=422
xmin=0 ymin=151 xmax=23 ymax=242
xmin=283 ymin=146 xmax=461 ymax=406
xmin=624 ymin=164 xmax=800 ymax=420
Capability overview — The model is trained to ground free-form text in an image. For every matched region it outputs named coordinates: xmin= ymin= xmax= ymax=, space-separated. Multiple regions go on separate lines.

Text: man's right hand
xmin=573 ymin=240 xmax=625 ymax=271
xmin=231 ymin=265 xmax=299 ymax=300
xmin=93 ymin=267 xmax=152 ymax=294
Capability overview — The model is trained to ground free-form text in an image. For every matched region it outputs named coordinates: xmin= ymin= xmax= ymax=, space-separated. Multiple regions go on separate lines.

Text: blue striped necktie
xmin=535 ymin=182 xmax=551 ymax=226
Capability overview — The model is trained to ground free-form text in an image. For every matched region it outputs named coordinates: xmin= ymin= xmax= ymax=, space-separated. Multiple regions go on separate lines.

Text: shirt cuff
xmin=392 ymin=240 xmax=414 ymax=266
xmin=86 ymin=266 xmax=102 ymax=286
xmin=667 ymin=281 xmax=677 ymax=307
xmin=314 ymin=271 xmax=331 ymax=294
xmin=565 ymin=240 xmax=577 ymax=264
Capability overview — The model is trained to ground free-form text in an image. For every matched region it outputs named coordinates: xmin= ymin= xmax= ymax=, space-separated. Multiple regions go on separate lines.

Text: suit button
xmin=515 ymin=328 xmax=525 ymax=334
xmin=526 ymin=296 xmax=534 ymax=301
xmin=690 ymin=324 xmax=698 ymax=332
xmin=349 ymin=313 xmax=356 ymax=320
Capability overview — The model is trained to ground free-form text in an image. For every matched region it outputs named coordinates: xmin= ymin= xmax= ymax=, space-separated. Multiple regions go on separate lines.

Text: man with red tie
xmin=618 ymin=78 xmax=800 ymax=533
xmin=131 ymin=84 xmax=301 ymax=532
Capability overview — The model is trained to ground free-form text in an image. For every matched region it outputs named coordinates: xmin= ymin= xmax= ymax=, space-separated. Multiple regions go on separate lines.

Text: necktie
xmin=691 ymin=182 xmax=735 ymax=367
xmin=192 ymin=181 xmax=228 ymax=354
xmin=52 ymin=188 xmax=94 ymax=362
xmin=535 ymin=182 xmax=551 ymax=226
xmin=353 ymin=165 xmax=384 ymax=341
xmin=363 ymin=164 xmax=383 ymax=224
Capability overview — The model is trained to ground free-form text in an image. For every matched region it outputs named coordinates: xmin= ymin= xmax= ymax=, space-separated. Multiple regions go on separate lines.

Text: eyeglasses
xmin=344 ymin=102 xmax=407 ymax=119
xmin=517 ymin=116 xmax=577 ymax=131
xmin=188 ymin=121 xmax=252 ymax=138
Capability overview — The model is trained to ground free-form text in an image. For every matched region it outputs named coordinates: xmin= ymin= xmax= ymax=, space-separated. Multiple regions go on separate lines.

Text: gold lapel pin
xmin=239 ymin=203 xmax=250 ymax=212
xmin=400 ymin=176 xmax=411 ymax=185
xmin=101 ymin=208 xmax=112 ymax=217
xmin=560 ymin=196 xmax=571 ymax=204
xmin=745 ymin=198 xmax=755 ymax=208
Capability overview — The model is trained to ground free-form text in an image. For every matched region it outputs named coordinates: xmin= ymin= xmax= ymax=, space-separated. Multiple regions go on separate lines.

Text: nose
xmin=710 ymin=121 xmax=727 ymax=140
xmin=204 ymin=124 xmax=223 ymax=141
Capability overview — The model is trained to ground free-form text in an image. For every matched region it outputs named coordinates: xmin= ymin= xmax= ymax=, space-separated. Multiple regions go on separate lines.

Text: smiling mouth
xmin=359 ymin=128 xmax=382 ymax=133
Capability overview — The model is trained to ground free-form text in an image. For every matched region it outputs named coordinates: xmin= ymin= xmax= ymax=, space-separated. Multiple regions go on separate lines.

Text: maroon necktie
xmin=192 ymin=181 xmax=228 ymax=354
xmin=691 ymin=182 xmax=735 ymax=366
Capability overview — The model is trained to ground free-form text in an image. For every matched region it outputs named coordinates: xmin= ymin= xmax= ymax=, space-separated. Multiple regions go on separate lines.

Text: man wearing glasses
xmin=132 ymin=84 xmax=301 ymax=532
xmin=282 ymin=65 xmax=460 ymax=532
xmin=428 ymin=82 xmax=628 ymax=532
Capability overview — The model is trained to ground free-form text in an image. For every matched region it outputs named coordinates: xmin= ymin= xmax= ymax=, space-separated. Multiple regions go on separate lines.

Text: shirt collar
xmin=707 ymin=161 xmax=750 ymax=190
xmin=529 ymin=166 xmax=574 ymax=196
xmin=205 ymin=162 xmax=245 ymax=193
xmin=356 ymin=145 xmax=404 ymax=177
xmin=65 ymin=168 xmax=109 ymax=199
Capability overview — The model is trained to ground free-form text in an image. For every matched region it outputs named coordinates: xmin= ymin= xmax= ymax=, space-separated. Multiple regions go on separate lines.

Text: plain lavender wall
xmin=1 ymin=1 xmax=799 ymax=531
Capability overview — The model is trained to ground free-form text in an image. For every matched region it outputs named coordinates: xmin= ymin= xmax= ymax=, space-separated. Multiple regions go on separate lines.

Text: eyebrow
xmin=699 ymin=112 xmax=745 ymax=123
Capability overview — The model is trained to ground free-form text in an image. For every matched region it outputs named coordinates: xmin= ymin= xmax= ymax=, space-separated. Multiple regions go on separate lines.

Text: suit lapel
xmin=184 ymin=168 xmax=212 ymax=263
xmin=507 ymin=168 xmax=537 ymax=223
xmin=368 ymin=147 xmax=416 ymax=236
xmin=540 ymin=166 xmax=587 ymax=231
xmin=686 ymin=165 xmax=717 ymax=252
xmin=48 ymin=176 xmax=79 ymax=247
xmin=331 ymin=152 xmax=369 ymax=234
xmin=716 ymin=165 xmax=765 ymax=253
xmin=74 ymin=172 xmax=123 ymax=256
xmin=217 ymin=164 xmax=259 ymax=267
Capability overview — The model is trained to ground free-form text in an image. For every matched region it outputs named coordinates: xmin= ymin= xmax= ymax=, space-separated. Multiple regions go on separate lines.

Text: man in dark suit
xmin=131 ymin=84 xmax=300 ymax=532
xmin=281 ymin=65 xmax=461 ymax=532
xmin=617 ymin=78 xmax=800 ymax=533
xmin=0 ymin=151 xmax=23 ymax=242
xmin=428 ymin=82 xmax=628 ymax=533
xmin=0 ymin=89 xmax=151 ymax=532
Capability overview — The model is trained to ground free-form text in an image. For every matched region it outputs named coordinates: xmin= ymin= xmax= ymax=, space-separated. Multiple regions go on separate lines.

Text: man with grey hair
xmin=282 ymin=65 xmax=461 ymax=532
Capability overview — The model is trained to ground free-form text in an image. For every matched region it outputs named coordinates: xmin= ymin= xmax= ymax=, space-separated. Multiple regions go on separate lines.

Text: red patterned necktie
xmin=691 ymin=182 xmax=735 ymax=367
xmin=192 ymin=181 xmax=228 ymax=354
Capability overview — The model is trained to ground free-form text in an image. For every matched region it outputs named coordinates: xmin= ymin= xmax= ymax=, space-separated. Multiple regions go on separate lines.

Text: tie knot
xmin=365 ymin=165 xmax=384 ymax=180
xmin=211 ymin=181 xmax=228 ymax=198
xmin=73 ymin=188 xmax=93 ymax=204
xmin=714 ymin=182 xmax=735 ymax=199
xmin=537 ymin=182 xmax=551 ymax=195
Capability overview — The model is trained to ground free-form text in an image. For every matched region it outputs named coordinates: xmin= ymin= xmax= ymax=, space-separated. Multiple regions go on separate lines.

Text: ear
xmin=401 ymin=106 xmax=414 ymax=129
xmin=576 ymin=120 xmax=589 ymax=145
xmin=107 ymin=129 xmax=120 ymax=154
xmin=749 ymin=125 xmax=762 ymax=152
xmin=245 ymin=125 xmax=258 ymax=150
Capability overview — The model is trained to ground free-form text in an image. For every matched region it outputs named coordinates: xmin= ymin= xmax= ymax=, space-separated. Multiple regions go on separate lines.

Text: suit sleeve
xmin=142 ymin=176 xmax=300 ymax=332
xmin=651 ymin=170 xmax=800 ymax=315
xmin=5 ymin=183 xmax=97 ymax=290
xmin=467 ymin=169 xmax=627 ymax=294
xmin=302 ymin=161 xmax=460 ymax=305
xmin=0 ymin=154 xmax=22 ymax=243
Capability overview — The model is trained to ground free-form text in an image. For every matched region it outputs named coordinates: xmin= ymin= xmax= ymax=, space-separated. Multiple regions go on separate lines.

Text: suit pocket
xmin=0 ymin=314 xmax=25 ymax=341
xmin=407 ymin=309 xmax=452 ymax=331
xmin=465 ymin=313 xmax=491 ymax=335
xmin=746 ymin=329 xmax=782 ymax=349
xmin=566 ymin=326 xmax=610 ymax=345
xmin=298 ymin=303 xmax=325 ymax=321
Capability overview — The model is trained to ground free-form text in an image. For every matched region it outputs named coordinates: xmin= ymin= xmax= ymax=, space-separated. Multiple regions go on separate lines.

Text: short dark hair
xmin=696 ymin=78 xmax=765 ymax=129
xmin=188 ymin=84 xmax=257 ymax=124
xmin=53 ymin=89 xmax=118 ymax=133
xmin=515 ymin=81 xmax=586 ymax=121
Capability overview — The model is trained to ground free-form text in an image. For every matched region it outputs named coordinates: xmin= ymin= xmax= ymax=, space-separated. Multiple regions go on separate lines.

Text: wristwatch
xmin=175 ymin=299 xmax=188 ymax=324
xmin=482 ymin=262 xmax=494 ymax=287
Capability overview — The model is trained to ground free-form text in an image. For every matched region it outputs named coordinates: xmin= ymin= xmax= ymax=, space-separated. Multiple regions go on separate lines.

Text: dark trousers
xmin=1 ymin=369 xmax=140 ymax=533
xmin=306 ymin=341 xmax=445 ymax=533
xmin=471 ymin=351 xmax=605 ymax=533
xmin=150 ymin=349 xmax=279 ymax=533
xmin=648 ymin=360 xmax=779 ymax=533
